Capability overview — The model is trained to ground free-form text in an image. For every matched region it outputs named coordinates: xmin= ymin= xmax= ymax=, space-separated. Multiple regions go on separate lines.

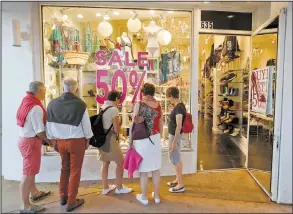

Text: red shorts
xmin=18 ymin=137 xmax=42 ymax=176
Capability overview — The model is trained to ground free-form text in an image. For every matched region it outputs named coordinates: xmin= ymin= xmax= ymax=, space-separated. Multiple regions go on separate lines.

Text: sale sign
xmin=95 ymin=51 xmax=149 ymax=104
xmin=251 ymin=66 xmax=274 ymax=115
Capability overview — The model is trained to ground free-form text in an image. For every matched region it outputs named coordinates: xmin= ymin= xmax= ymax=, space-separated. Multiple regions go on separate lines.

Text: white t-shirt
xmin=18 ymin=106 xmax=45 ymax=137
xmin=101 ymin=101 xmax=119 ymax=130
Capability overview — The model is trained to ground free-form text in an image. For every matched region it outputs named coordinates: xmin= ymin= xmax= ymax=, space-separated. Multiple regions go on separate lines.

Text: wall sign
xmin=95 ymin=50 xmax=148 ymax=104
xmin=251 ymin=67 xmax=274 ymax=115
xmin=201 ymin=21 xmax=213 ymax=29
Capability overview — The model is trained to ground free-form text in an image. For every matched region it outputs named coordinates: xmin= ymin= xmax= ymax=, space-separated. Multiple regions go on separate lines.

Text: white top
xmin=144 ymin=21 xmax=162 ymax=48
xmin=46 ymin=110 xmax=93 ymax=140
xmin=19 ymin=106 xmax=45 ymax=138
xmin=101 ymin=101 xmax=119 ymax=130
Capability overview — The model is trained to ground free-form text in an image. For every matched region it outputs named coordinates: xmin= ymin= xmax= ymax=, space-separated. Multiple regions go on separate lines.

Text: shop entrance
xmin=197 ymin=34 xmax=249 ymax=171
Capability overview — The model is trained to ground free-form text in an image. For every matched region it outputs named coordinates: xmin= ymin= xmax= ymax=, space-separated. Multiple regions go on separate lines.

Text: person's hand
xmin=52 ymin=140 xmax=59 ymax=153
xmin=86 ymin=139 xmax=90 ymax=150
xmin=171 ymin=141 xmax=177 ymax=152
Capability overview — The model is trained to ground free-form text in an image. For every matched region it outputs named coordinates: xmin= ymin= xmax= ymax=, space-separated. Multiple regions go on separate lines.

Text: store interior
xmin=42 ymin=6 xmax=192 ymax=152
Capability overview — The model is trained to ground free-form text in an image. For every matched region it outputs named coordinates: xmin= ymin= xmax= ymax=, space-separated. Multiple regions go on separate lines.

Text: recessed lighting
xmin=63 ymin=15 xmax=68 ymax=20
xmin=203 ymin=1 xmax=210 ymax=3
xmin=168 ymin=11 xmax=174 ymax=14
xmin=150 ymin=10 xmax=155 ymax=14
xmin=227 ymin=15 xmax=235 ymax=19
xmin=104 ymin=15 xmax=110 ymax=20
xmin=77 ymin=14 xmax=83 ymax=19
xmin=96 ymin=13 xmax=102 ymax=17
xmin=113 ymin=11 xmax=120 ymax=16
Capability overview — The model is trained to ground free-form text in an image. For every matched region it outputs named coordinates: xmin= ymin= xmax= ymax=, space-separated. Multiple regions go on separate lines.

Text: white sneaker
xmin=102 ymin=185 xmax=116 ymax=195
xmin=115 ymin=185 xmax=132 ymax=195
xmin=136 ymin=194 xmax=148 ymax=206
xmin=152 ymin=192 xmax=160 ymax=204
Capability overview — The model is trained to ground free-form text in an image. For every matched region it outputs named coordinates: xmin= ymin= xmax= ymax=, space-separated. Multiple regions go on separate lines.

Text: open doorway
xmin=197 ymin=34 xmax=250 ymax=171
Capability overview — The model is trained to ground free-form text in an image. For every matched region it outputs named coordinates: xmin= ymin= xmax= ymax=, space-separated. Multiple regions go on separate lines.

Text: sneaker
xmin=102 ymin=185 xmax=116 ymax=195
xmin=152 ymin=192 xmax=161 ymax=204
xmin=136 ymin=194 xmax=149 ymax=206
xmin=115 ymin=185 xmax=133 ymax=195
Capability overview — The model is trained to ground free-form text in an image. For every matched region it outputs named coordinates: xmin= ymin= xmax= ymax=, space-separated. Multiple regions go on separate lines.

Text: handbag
xmin=131 ymin=103 xmax=154 ymax=145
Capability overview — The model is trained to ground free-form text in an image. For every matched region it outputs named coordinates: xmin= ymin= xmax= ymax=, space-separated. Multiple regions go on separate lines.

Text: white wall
xmin=2 ymin=2 xmax=35 ymax=180
xmin=277 ymin=2 xmax=292 ymax=204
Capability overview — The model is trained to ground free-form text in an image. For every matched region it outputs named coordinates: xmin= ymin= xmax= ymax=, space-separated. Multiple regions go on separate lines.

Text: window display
xmin=42 ymin=7 xmax=192 ymax=152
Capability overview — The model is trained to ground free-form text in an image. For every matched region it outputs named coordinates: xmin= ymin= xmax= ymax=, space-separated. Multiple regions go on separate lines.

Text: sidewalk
xmin=2 ymin=170 xmax=292 ymax=213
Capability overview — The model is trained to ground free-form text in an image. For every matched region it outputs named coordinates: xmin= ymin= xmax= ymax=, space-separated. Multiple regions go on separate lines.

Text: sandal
xmin=30 ymin=191 xmax=51 ymax=203
xmin=66 ymin=198 xmax=85 ymax=212
xmin=20 ymin=205 xmax=46 ymax=213
xmin=167 ymin=182 xmax=178 ymax=187
xmin=169 ymin=186 xmax=185 ymax=193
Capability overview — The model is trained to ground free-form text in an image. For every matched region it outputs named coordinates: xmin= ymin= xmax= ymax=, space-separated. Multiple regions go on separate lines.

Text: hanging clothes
xmin=50 ymin=26 xmax=62 ymax=54
xmin=161 ymin=53 xmax=169 ymax=83
xmin=84 ymin=23 xmax=92 ymax=52
xmin=72 ymin=30 xmax=80 ymax=51
xmin=92 ymin=34 xmax=100 ymax=53
xmin=167 ymin=51 xmax=181 ymax=76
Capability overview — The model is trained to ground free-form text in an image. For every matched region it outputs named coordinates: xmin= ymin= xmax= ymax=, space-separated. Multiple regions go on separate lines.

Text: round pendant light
xmin=157 ymin=29 xmax=172 ymax=46
xmin=127 ymin=17 xmax=142 ymax=33
xmin=98 ymin=21 xmax=113 ymax=37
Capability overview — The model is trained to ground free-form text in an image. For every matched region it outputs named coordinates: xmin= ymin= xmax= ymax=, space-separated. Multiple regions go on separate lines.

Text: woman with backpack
xmin=166 ymin=87 xmax=186 ymax=193
xmin=129 ymin=83 xmax=163 ymax=206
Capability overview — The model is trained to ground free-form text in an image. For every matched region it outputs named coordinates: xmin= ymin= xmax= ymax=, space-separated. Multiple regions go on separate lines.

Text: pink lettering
xmin=95 ymin=50 xmax=107 ymax=66
xmin=108 ymin=51 xmax=123 ymax=66
xmin=138 ymin=52 xmax=148 ymax=66
xmin=125 ymin=52 xmax=135 ymax=66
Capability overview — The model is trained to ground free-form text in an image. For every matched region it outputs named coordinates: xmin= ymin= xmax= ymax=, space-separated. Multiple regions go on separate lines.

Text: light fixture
xmin=167 ymin=11 xmax=174 ymax=14
xmin=150 ymin=10 xmax=155 ymax=14
xmin=127 ymin=14 xmax=142 ymax=33
xmin=113 ymin=11 xmax=120 ymax=16
xmin=157 ymin=29 xmax=172 ymax=46
xmin=63 ymin=15 xmax=68 ymax=20
xmin=227 ymin=15 xmax=235 ymax=19
xmin=104 ymin=15 xmax=110 ymax=21
xmin=272 ymin=40 xmax=275 ymax=43
xmin=96 ymin=13 xmax=102 ymax=17
xmin=77 ymin=14 xmax=83 ymax=19
xmin=203 ymin=1 xmax=210 ymax=3
xmin=98 ymin=21 xmax=113 ymax=37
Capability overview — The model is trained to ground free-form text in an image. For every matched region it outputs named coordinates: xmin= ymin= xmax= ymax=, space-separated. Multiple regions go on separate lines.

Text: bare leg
xmin=140 ymin=172 xmax=148 ymax=200
xmin=30 ymin=175 xmax=41 ymax=197
xmin=101 ymin=161 xmax=110 ymax=189
xmin=20 ymin=175 xmax=34 ymax=210
xmin=115 ymin=159 xmax=124 ymax=189
xmin=174 ymin=161 xmax=184 ymax=188
xmin=151 ymin=170 xmax=160 ymax=198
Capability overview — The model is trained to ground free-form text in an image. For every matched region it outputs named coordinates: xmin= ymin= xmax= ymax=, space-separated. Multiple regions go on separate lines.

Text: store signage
xmin=251 ymin=67 xmax=274 ymax=115
xmin=95 ymin=50 xmax=148 ymax=104
xmin=201 ymin=21 xmax=213 ymax=29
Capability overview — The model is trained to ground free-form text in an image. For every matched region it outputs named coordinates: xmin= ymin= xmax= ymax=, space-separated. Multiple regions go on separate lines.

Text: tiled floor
xmin=197 ymin=115 xmax=246 ymax=171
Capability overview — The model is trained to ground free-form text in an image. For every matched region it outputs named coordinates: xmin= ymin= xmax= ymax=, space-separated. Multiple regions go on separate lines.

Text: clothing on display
xmin=144 ymin=21 xmax=162 ymax=58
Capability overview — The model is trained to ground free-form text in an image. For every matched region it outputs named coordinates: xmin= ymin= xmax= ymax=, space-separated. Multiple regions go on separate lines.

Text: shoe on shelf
xmin=226 ymin=73 xmax=237 ymax=82
xmin=115 ymin=185 xmax=133 ymax=195
xmin=152 ymin=192 xmax=161 ymax=204
xmin=136 ymin=194 xmax=149 ymax=206
xmin=102 ymin=184 xmax=116 ymax=195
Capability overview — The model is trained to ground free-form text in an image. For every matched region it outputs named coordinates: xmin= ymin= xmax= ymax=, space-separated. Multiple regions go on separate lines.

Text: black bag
xmin=89 ymin=106 xmax=114 ymax=148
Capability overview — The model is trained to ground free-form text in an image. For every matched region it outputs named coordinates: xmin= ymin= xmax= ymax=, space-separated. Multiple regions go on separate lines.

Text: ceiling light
xmin=272 ymin=40 xmax=275 ymax=43
xmin=96 ymin=13 xmax=102 ymax=17
xmin=104 ymin=15 xmax=110 ymax=21
xmin=77 ymin=14 xmax=83 ymax=19
xmin=203 ymin=1 xmax=210 ymax=3
xmin=168 ymin=11 xmax=174 ymax=14
xmin=227 ymin=15 xmax=235 ymax=19
xmin=63 ymin=15 xmax=68 ymax=20
xmin=150 ymin=10 xmax=155 ymax=14
xmin=113 ymin=11 xmax=120 ymax=16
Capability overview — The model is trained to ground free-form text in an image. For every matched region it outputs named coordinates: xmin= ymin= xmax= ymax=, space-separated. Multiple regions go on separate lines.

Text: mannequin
xmin=120 ymin=32 xmax=133 ymax=60
xmin=115 ymin=37 xmax=124 ymax=58
xmin=143 ymin=20 xmax=162 ymax=57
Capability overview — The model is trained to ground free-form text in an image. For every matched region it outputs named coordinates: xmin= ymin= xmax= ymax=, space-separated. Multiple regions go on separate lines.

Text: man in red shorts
xmin=16 ymin=81 xmax=54 ymax=213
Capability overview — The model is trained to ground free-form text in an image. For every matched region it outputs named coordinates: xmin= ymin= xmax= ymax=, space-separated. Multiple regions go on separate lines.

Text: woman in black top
xmin=166 ymin=87 xmax=186 ymax=193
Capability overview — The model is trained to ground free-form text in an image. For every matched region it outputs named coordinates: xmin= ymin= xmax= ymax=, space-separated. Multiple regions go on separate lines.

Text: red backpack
xmin=182 ymin=112 xmax=194 ymax=133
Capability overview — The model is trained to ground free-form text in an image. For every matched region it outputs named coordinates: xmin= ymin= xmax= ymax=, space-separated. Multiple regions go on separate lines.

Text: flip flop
xmin=20 ymin=205 xmax=46 ymax=213
xmin=66 ymin=198 xmax=85 ymax=212
xmin=167 ymin=182 xmax=178 ymax=187
xmin=30 ymin=191 xmax=51 ymax=203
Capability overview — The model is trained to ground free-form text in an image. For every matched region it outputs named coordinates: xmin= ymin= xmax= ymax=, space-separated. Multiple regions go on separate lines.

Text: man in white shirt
xmin=16 ymin=81 xmax=53 ymax=213
xmin=46 ymin=78 xmax=93 ymax=212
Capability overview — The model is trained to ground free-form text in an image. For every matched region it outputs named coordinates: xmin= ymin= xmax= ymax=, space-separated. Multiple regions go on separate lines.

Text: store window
xmin=42 ymin=6 xmax=192 ymax=153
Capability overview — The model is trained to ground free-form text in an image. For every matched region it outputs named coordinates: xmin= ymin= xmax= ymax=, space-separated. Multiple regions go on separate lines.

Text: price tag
xmin=201 ymin=21 xmax=213 ymax=29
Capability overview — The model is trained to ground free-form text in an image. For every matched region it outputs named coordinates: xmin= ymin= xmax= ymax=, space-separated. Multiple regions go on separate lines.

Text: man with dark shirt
xmin=166 ymin=87 xmax=186 ymax=193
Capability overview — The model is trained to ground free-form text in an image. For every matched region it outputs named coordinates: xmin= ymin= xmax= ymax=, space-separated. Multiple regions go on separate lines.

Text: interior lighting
xmin=104 ymin=15 xmax=110 ymax=21
xmin=96 ymin=13 xmax=102 ymax=17
xmin=113 ymin=11 xmax=120 ymax=16
xmin=227 ymin=15 xmax=235 ymax=19
xmin=203 ymin=1 xmax=210 ymax=3
xmin=63 ymin=15 xmax=68 ymax=20
xmin=77 ymin=14 xmax=83 ymax=19
xmin=150 ymin=10 xmax=155 ymax=14
xmin=167 ymin=11 xmax=174 ymax=14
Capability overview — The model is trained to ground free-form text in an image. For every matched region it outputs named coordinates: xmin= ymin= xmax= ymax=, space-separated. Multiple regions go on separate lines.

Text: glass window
xmin=42 ymin=6 xmax=192 ymax=153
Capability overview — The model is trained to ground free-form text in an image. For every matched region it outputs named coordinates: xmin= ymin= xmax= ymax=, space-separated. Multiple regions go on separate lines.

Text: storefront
xmin=2 ymin=1 xmax=291 ymax=204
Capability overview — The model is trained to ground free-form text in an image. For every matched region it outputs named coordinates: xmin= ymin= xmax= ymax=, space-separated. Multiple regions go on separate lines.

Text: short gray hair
xmin=64 ymin=78 xmax=78 ymax=93
xmin=29 ymin=81 xmax=44 ymax=94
